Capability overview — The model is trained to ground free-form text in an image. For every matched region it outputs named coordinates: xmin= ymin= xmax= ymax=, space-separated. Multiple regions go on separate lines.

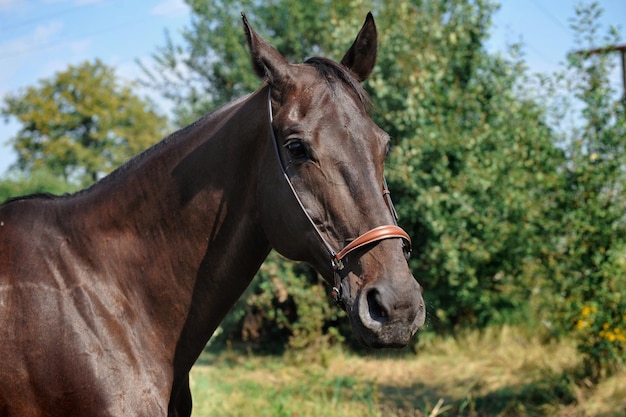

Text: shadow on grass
xmin=376 ymin=371 xmax=581 ymax=417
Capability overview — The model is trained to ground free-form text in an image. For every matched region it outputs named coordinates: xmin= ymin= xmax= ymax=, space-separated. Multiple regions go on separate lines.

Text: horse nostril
xmin=357 ymin=280 xmax=424 ymax=347
xmin=366 ymin=288 xmax=388 ymax=324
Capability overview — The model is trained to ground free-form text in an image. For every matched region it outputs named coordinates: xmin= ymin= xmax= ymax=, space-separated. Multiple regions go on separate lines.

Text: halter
xmin=267 ymin=89 xmax=411 ymax=304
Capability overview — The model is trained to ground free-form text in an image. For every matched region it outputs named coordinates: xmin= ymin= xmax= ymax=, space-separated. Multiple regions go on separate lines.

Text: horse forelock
xmin=303 ymin=57 xmax=372 ymax=112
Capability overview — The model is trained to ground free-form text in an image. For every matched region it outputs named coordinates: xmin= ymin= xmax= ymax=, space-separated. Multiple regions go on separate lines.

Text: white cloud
xmin=69 ymin=38 xmax=92 ymax=55
xmin=74 ymin=0 xmax=106 ymax=5
xmin=0 ymin=0 xmax=21 ymax=12
xmin=31 ymin=20 xmax=64 ymax=44
xmin=38 ymin=57 xmax=74 ymax=79
xmin=151 ymin=0 xmax=186 ymax=18
xmin=111 ymin=54 xmax=143 ymax=82
xmin=0 ymin=21 xmax=64 ymax=76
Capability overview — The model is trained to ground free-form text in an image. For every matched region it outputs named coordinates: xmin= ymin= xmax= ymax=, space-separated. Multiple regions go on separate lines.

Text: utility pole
xmin=574 ymin=44 xmax=626 ymax=99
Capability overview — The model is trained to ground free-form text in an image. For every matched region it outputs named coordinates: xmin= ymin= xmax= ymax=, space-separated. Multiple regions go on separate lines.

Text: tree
xmin=0 ymin=168 xmax=80 ymax=203
xmin=144 ymin=0 xmax=564 ymax=348
xmin=140 ymin=0 xmax=363 ymax=127
xmin=2 ymin=59 xmax=167 ymax=185
xmin=370 ymin=1 xmax=564 ymax=330
xmin=534 ymin=2 xmax=626 ymax=378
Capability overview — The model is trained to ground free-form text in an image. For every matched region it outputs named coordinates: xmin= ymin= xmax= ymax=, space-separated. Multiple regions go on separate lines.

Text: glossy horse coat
xmin=0 ymin=14 xmax=425 ymax=417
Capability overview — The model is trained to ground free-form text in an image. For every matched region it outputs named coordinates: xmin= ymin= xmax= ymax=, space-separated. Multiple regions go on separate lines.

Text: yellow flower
xmin=599 ymin=328 xmax=626 ymax=344
xmin=581 ymin=305 xmax=596 ymax=317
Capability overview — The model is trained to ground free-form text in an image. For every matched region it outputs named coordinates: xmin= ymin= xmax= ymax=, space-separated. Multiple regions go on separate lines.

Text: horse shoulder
xmin=0 ymin=199 xmax=172 ymax=416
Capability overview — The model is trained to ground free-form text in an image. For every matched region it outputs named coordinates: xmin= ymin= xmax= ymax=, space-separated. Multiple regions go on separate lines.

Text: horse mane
xmin=1 ymin=192 xmax=59 ymax=206
xmin=304 ymin=56 xmax=372 ymax=112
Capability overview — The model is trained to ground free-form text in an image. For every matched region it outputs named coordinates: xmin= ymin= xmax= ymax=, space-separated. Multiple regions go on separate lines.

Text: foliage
xmin=369 ymin=1 xmax=564 ymax=331
xmin=0 ymin=167 xmax=79 ymax=203
xmin=140 ymin=0 xmax=366 ymax=127
xmin=533 ymin=3 xmax=626 ymax=378
xmin=144 ymin=0 xmax=625 ymax=378
xmin=1 ymin=59 xmax=167 ymax=185
xmin=145 ymin=0 xmax=567 ymax=350
xmin=208 ymin=252 xmax=346 ymax=354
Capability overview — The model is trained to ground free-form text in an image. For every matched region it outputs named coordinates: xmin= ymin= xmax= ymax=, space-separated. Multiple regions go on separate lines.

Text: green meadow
xmin=189 ymin=327 xmax=626 ymax=417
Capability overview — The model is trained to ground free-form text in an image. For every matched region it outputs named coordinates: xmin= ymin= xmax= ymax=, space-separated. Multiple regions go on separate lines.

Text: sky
xmin=0 ymin=0 xmax=625 ymax=176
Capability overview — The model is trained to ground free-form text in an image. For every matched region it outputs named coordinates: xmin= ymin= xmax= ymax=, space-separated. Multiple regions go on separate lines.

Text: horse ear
xmin=242 ymin=13 xmax=290 ymax=85
xmin=340 ymin=12 xmax=378 ymax=82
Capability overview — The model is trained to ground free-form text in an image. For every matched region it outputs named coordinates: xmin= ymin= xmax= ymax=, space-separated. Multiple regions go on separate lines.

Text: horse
xmin=0 ymin=13 xmax=425 ymax=417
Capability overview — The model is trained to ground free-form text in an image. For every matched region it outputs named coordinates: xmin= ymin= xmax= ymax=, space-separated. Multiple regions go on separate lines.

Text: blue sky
xmin=1 ymin=0 xmax=625 ymax=175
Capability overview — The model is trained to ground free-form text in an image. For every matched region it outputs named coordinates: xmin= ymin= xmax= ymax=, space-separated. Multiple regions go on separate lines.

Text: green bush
xmin=533 ymin=2 xmax=626 ymax=378
xmin=207 ymin=252 xmax=346 ymax=353
xmin=149 ymin=0 xmax=625 ymax=377
xmin=0 ymin=168 xmax=79 ymax=203
xmin=373 ymin=1 xmax=562 ymax=331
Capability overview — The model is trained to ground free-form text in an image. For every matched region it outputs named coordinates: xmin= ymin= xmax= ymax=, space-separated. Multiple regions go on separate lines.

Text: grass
xmin=189 ymin=326 xmax=626 ymax=417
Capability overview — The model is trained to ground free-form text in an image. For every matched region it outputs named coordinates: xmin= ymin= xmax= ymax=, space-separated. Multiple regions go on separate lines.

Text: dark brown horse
xmin=0 ymin=14 xmax=424 ymax=417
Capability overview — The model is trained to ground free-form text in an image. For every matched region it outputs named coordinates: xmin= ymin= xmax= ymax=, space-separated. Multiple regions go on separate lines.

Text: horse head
xmin=245 ymin=13 xmax=425 ymax=348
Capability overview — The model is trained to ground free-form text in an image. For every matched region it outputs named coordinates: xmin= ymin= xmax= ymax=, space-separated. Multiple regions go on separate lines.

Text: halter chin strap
xmin=267 ymin=88 xmax=412 ymax=304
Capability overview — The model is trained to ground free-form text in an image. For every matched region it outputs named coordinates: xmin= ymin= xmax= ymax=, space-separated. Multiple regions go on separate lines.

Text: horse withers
xmin=0 ymin=13 xmax=425 ymax=417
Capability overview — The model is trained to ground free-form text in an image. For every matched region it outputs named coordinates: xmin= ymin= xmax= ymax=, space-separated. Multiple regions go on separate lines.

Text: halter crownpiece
xmin=267 ymin=88 xmax=412 ymax=304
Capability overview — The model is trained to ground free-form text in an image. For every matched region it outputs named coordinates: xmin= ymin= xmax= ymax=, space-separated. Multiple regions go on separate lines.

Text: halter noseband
xmin=267 ymin=89 xmax=411 ymax=304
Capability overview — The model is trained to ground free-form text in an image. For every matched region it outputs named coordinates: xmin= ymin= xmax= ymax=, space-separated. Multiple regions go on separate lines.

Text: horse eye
xmin=284 ymin=139 xmax=307 ymax=159
xmin=403 ymin=245 xmax=411 ymax=261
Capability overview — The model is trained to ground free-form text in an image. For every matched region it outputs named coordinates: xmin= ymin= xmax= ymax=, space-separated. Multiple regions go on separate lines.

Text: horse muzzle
xmin=348 ymin=277 xmax=425 ymax=348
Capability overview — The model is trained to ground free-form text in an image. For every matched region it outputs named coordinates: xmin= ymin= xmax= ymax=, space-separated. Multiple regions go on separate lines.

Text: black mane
xmin=304 ymin=56 xmax=372 ymax=112
xmin=1 ymin=192 xmax=59 ymax=206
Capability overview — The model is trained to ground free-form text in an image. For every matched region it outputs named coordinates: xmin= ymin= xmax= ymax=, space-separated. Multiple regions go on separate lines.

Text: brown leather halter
xmin=267 ymin=89 xmax=412 ymax=304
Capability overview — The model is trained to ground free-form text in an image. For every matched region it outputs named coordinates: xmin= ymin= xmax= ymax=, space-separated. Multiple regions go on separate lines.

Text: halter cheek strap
xmin=267 ymin=88 xmax=412 ymax=304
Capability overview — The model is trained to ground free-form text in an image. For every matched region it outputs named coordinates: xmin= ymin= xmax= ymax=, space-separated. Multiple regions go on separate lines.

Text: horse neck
xmin=73 ymin=86 xmax=273 ymax=353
